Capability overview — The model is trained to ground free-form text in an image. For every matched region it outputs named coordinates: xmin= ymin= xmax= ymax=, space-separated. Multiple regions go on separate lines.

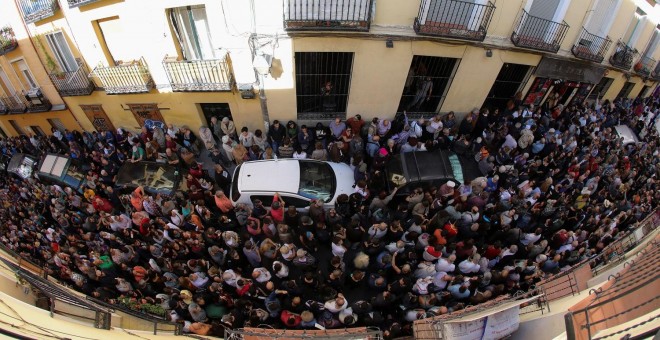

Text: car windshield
xmin=298 ymin=161 xmax=336 ymax=202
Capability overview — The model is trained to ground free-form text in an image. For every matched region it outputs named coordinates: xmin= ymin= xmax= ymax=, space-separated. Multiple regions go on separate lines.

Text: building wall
xmin=1 ymin=0 xmax=659 ymax=138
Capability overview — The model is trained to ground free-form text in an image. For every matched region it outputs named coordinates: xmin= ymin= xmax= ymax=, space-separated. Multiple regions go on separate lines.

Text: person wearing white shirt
xmin=272 ymin=261 xmax=289 ymax=278
xmin=251 ymin=267 xmax=272 ymax=283
xmin=521 ymin=229 xmax=542 ymax=246
xmin=292 ymin=149 xmax=307 ymax=159
xmin=435 ymin=255 xmax=456 ymax=273
xmin=324 ymin=294 xmax=348 ymax=313
xmin=109 ymin=214 xmax=131 ymax=232
xmin=458 ymin=255 xmax=481 ymax=274
xmin=432 ymin=271 xmax=453 ymax=291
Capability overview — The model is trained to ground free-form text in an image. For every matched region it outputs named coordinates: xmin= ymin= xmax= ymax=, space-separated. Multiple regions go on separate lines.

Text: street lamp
xmin=253 ymin=54 xmax=271 ymax=130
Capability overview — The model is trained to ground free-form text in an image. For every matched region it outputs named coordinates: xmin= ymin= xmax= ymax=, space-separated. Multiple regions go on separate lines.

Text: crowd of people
xmin=0 ymin=94 xmax=659 ymax=338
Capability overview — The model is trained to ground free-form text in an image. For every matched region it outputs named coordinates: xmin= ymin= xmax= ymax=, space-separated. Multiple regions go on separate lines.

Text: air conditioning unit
xmin=24 ymin=88 xmax=44 ymax=105
xmin=239 ymin=84 xmax=255 ymax=99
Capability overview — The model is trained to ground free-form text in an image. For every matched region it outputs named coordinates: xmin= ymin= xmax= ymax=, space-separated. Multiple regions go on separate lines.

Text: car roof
xmin=238 ymin=159 xmax=301 ymax=193
xmin=614 ymin=125 xmax=640 ymax=145
xmin=402 ymin=150 xmax=455 ymax=182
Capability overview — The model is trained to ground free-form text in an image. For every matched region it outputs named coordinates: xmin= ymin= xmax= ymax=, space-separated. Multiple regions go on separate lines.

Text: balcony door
xmin=45 ymin=31 xmax=77 ymax=73
xmin=169 ymin=5 xmax=215 ymax=60
xmin=12 ymin=59 xmax=38 ymax=91
xmin=520 ymin=0 xmax=568 ymax=43
xmin=582 ymin=0 xmax=620 ymax=52
xmin=623 ymin=8 xmax=647 ymax=47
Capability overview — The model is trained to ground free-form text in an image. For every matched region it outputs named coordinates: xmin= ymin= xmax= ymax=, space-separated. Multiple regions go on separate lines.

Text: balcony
xmin=162 ymin=55 xmax=235 ymax=92
xmin=633 ymin=55 xmax=655 ymax=77
xmin=652 ymin=63 xmax=660 ymax=81
xmin=67 ymin=0 xmax=101 ymax=8
xmin=511 ymin=10 xmax=569 ymax=53
xmin=284 ymin=0 xmax=373 ymax=31
xmin=18 ymin=0 xmax=59 ymax=24
xmin=0 ymin=26 xmax=18 ymax=56
xmin=571 ymin=27 xmax=612 ymax=63
xmin=91 ymin=58 xmax=154 ymax=95
xmin=0 ymin=90 xmax=51 ymax=114
xmin=49 ymin=59 xmax=95 ymax=96
xmin=609 ymin=40 xmax=637 ymax=70
xmin=414 ymin=0 xmax=495 ymax=42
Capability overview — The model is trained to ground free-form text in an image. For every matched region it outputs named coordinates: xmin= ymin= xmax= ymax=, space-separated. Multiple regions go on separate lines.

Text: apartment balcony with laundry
xmin=67 ymin=0 xmax=102 ymax=8
xmin=18 ymin=0 xmax=59 ymax=24
xmin=49 ymin=59 xmax=95 ymax=97
xmin=162 ymin=54 xmax=235 ymax=92
xmin=90 ymin=58 xmax=154 ymax=95
xmin=571 ymin=27 xmax=612 ymax=63
xmin=283 ymin=0 xmax=373 ymax=31
xmin=0 ymin=26 xmax=18 ymax=57
xmin=511 ymin=9 xmax=569 ymax=53
xmin=634 ymin=55 xmax=655 ymax=77
xmin=609 ymin=40 xmax=637 ymax=70
xmin=0 ymin=89 xmax=51 ymax=114
xmin=413 ymin=0 xmax=496 ymax=42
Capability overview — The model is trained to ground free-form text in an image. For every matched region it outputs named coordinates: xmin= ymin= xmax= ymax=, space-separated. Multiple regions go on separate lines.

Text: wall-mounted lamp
xmin=485 ymin=49 xmax=493 ymax=57
xmin=386 ymin=39 xmax=393 ymax=48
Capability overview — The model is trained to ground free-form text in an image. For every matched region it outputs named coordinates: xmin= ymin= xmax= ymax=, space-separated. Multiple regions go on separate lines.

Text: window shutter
xmin=528 ymin=0 xmax=561 ymax=21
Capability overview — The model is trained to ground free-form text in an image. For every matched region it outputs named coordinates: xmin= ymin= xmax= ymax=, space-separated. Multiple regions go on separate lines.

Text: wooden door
xmin=80 ymin=104 xmax=116 ymax=132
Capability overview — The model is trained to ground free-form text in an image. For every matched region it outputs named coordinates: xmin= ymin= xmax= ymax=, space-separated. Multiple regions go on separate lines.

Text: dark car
xmin=37 ymin=154 xmax=88 ymax=193
xmin=115 ymin=161 xmax=181 ymax=196
xmin=7 ymin=153 xmax=38 ymax=180
xmin=384 ymin=150 xmax=481 ymax=196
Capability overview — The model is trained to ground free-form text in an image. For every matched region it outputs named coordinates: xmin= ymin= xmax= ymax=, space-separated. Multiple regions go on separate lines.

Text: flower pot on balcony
xmin=634 ymin=62 xmax=643 ymax=72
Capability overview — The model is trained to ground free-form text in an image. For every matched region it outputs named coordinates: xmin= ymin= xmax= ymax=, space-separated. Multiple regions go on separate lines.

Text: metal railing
xmin=67 ymin=0 xmax=101 ymax=8
xmin=511 ymin=9 xmax=570 ymax=53
xmin=634 ymin=55 xmax=655 ymax=77
xmin=610 ymin=40 xmax=637 ymax=70
xmin=0 ymin=94 xmax=27 ymax=114
xmin=225 ymin=327 xmax=383 ymax=340
xmin=283 ymin=0 xmax=373 ymax=31
xmin=162 ymin=55 xmax=235 ymax=92
xmin=571 ymin=27 xmax=612 ymax=63
xmin=0 ymin=26 xmax=18 ymax=56
xmin=49 ymin=59 xmax=95 ymax=96
xmin=87 ymin=297 xmax=182 ymax=335
xmin=91 ymin=57 xmax=154 ymax=94
xmin=18 ymin=0 xmax=59 ymax=24
xmin=414 ymin=0 xmax=495 ymax=42
xmin=652 ymin=62 xmax=660 ymax=81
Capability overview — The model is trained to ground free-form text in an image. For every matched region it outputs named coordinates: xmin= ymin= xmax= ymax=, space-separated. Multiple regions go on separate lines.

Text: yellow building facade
xmin=0 ymin=0 xmax=659 ymax=137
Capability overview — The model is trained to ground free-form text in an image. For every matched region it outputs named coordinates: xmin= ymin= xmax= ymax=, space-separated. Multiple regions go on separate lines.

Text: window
xmin=280 ymin=195 xmax=311 ymax=208
xmin=250 ymin=195 xmax=274 ymax=206
xmin=482 ymin=63 xmax=532 ymax=112
xmin=9 ymin=120 xmax=25 ymax=135
xmin=397 ymin=55 xmax=459 ymax=116
xmin=12 ymin=59 xmax=37 ymax=90
xmin=298 ymin=160 xmax=336 ymax=202
xmin=47 ymin=118 xmax=66 ymax=132
xmin=616 ymin=81 xmax=635 ymax=99
xmin=29 ymin=126 xmax=46 ymax=136
xmin=588 ymin=77 xmax=614 ymax=100
xmin=45 ymin=31 xmax=77 ymax=72
xmin=637 ymin=85 xmax=650 ymax=98
xmin=295 ymin=52 xmax=354 ymax=119
xmin=623 ymin=8 xmax=647 ymax=47
xmin=585 ymin=0 xmax=620 ymax=38
xmin=168 ymin=5 xmax=215 ymax=60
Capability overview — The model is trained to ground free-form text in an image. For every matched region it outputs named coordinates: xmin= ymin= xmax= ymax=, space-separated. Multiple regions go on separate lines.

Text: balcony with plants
xmin=49 ymin=59 xmax=95 ymax=96
xmin=162 ymin=54 xmax=235 ymax=92
xmin=0 ymin=26 xmax=18 ymax=56
xmin=413 ymin=0 xmax=496 ymax=42
xmin=633 ymin=55 xmax=655 ymax=77
xmin=571 ymin=27 xmax=612 ymax=63
xmin=18 ymin=0 xmax=59 ymax=24
xmin=511 ymin=9 xmax=569 ymax=53
xmin=91 ymin=58 xmax=154 ymax=95
xmin=284 ymin=0 xmax=373 ymax=31
xmin=609 ymin=40 xmax=637 ymax=70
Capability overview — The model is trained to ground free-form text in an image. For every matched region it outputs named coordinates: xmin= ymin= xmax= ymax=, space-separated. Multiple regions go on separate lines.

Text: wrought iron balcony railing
xmin=162 ymin=55 xmax=235 ymax=92
xmin=0 ymin=26 xmax=18 ymax=56
xmin=511 ymin=9 xmax=569 ymax=53
xmin=49 ymin=59 xmax=95 ymax=96
xmin=652 ymin=62 xmax=660 ymax=81
xmin=91 ymin=58 xmax=154 ymax=95
xmin=0 ymin=90 xmax=51 ymax=114
xmin=18 ymin=0 xmax=59 ymax=24
xmin=414 ymin=0 xmax=495 ymax=42
xmin=609 ymin=40 xmax=637 ymax=70
xmin=284 ymin=0 xmax=373 ymax=31
xmin=634 ymin=55 xmax=655 ymax=77
xmin=67 ymin=0 xmax=102 ymax=8
xmin=571 ymin=27 xmax=612 ymax=63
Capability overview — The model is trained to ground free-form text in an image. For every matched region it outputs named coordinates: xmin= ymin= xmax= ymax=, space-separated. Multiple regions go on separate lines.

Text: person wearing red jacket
xmin=280 ymin=310 xmax=302 ymax=328
xmin=92 ymin=196 xmax=113 ymax=213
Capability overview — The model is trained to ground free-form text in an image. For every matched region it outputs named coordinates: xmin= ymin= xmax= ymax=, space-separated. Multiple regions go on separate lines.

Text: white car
xmin=230 ymin=159 xmax=356 ymax=210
